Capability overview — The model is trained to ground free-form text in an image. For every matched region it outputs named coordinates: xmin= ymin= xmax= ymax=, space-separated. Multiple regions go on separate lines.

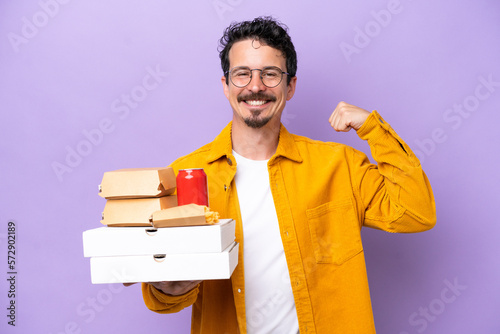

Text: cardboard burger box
xmin=101 ymin=196 xmax=178 ymax=226
xmin=99 ymin=167 xmax=176 ymax=199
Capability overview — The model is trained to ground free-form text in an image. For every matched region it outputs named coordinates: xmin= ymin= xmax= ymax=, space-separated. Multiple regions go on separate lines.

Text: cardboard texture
xmin=151 ymin=203 xmax=208 ymax=227
xmin=101 ymin=196 xmax=178 ymax=226
xmin=83 ymin=219 xmax=236 ymax=257
xmin=98 ymin=167 xmax=176 ymax=199
xmin=89 ymin=242 xmax=239 ymax=284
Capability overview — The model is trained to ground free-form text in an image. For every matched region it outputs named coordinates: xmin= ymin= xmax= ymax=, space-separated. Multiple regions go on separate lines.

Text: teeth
xmin=245 ymin=100 xmax=267 ymax=106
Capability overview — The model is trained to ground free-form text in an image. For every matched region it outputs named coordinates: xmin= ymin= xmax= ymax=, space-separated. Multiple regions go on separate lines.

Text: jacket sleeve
xmin=353 ymin=111 xmax=436 ymax=232
xmin=141 ymin=282 xmax=199 ymax=314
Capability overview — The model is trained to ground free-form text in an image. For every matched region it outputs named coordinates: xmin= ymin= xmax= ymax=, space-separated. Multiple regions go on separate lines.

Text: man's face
xmin=222 ymin=39 xmax=296 ymax=129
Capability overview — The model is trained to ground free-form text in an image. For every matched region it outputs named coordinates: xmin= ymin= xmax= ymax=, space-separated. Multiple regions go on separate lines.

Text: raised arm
xmin=329 ymin=102 xmax=436 ymax=232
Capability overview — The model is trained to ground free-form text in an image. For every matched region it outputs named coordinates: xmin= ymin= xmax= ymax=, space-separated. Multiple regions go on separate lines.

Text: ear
xmin=286 ymin=76 xmax=297 ymax=101
xmin=221 ymin=75 xmax=230 ymax=100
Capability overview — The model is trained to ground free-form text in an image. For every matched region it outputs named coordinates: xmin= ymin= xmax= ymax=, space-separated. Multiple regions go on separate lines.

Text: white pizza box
xmin=89 ymin=242 xmax=239 ymax=284
xmin=83 ymin=219 xmax=235 ymax=257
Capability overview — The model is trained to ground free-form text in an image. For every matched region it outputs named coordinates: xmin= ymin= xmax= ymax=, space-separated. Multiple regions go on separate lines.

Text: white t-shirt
xmin=233 ymin=150 xmax=299 ymax=334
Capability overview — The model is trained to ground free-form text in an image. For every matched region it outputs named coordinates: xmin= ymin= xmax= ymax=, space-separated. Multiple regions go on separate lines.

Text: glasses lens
xmin=230 ymin=67 xmax=251 ymax=87
xmin=261 ymin=67 xmax=282 ymax=88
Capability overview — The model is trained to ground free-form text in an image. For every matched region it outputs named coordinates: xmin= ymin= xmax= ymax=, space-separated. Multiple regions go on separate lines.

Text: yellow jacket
xmin=142 ymin=111 xmax=436 ymax=333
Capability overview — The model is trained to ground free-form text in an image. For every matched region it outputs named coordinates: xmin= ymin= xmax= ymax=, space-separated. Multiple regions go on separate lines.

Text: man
xmin=140 ymin=17 xmax=436 ymax=333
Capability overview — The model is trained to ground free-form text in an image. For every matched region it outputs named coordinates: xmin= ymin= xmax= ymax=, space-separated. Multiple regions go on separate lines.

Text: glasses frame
xmin=226 ymin=66 xmax=289 ymax=88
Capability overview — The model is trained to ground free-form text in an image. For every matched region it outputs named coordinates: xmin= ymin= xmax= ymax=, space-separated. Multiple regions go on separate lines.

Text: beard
xmin=244 ymin=110 xmax=272 ymax=128
xmin=238 ymin=92 xmax=276 ymax=128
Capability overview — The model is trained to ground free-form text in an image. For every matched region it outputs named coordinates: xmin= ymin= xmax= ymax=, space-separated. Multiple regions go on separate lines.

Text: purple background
xmin=1 ymin=0 xmax=499 ymax=333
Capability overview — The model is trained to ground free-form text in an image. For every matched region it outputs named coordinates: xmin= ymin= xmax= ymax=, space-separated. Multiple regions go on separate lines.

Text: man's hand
xmin=329 ymin=101 xmax=371 ymax=132
xmin=123 ymin=280 xmax=202 ymax=296
xmin=150 ymin=280 xmax=202 ymax=296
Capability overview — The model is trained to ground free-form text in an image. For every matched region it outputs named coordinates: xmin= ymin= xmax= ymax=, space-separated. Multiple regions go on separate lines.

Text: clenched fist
xmin=329 ymin=101 xmax=371 ymax=132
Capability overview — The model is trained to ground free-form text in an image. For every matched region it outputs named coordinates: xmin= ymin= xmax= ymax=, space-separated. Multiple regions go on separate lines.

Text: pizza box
xmin=83 ymin=219 xmax=235 ymax=257
xmin=88 ymin=242 xmax=239 ymax=284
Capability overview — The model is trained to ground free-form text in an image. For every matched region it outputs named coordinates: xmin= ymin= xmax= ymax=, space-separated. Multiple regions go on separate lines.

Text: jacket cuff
xmin=356 ymin=110 xmax=390 ymax=143
xmin=142 ymin=282 xmax=199 ymax=314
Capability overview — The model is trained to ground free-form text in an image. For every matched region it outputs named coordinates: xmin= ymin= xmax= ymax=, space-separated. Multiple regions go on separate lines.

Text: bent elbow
xmin=408 ymin=199 xmax=437 ymax=232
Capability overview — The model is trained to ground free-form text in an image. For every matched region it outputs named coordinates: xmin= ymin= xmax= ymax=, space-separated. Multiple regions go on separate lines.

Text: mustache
xmin=237 ymin=92 xmax=276 ymax=103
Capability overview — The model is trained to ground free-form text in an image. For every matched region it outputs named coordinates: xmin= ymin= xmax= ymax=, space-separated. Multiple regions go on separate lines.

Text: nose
xmin=247 ymin=69 xmax=266 ymax=92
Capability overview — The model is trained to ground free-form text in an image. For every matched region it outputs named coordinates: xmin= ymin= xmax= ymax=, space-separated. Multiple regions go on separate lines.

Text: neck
xmin=231 ymin=117 xmax=280 ymax=160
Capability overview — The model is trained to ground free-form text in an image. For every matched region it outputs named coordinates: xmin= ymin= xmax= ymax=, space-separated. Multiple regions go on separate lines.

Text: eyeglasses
xmin=226 ymin=66 xmax=289 ymax=88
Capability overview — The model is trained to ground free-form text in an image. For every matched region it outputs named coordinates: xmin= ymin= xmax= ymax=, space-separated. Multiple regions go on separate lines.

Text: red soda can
xmin=176 ymin=168 xmax=209 ymax=206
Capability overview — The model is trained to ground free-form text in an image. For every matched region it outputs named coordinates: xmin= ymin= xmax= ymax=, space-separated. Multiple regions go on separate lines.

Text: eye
xmin=263 ymin=72 xmax=278 ymax=78
xmin=262 ymin=69 xmax=280 ymax=78
xmin=232 ymin=68 xmax=251 ymax=77
xmin=235 ymin=71 xmax=250 ymax=77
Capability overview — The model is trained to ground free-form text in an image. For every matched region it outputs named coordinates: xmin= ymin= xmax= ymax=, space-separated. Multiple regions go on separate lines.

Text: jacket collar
xmin=206 ymin=121 xmax=303 ymax=164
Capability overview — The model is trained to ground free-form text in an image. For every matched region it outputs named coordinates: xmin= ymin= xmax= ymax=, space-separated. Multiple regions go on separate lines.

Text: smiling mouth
xmin=244 ymin=100 xmax=269 ymax=106
xmin=237 ymin=93 xmax=276 ymax=106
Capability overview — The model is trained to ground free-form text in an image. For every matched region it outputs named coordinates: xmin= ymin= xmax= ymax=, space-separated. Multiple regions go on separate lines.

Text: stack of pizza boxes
xmin=82 ymin=167 xmax=238 ymax=284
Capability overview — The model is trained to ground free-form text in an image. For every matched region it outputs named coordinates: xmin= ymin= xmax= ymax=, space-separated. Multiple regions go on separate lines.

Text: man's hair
xmin=219 ymin=16 xmax=297 ymax=86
